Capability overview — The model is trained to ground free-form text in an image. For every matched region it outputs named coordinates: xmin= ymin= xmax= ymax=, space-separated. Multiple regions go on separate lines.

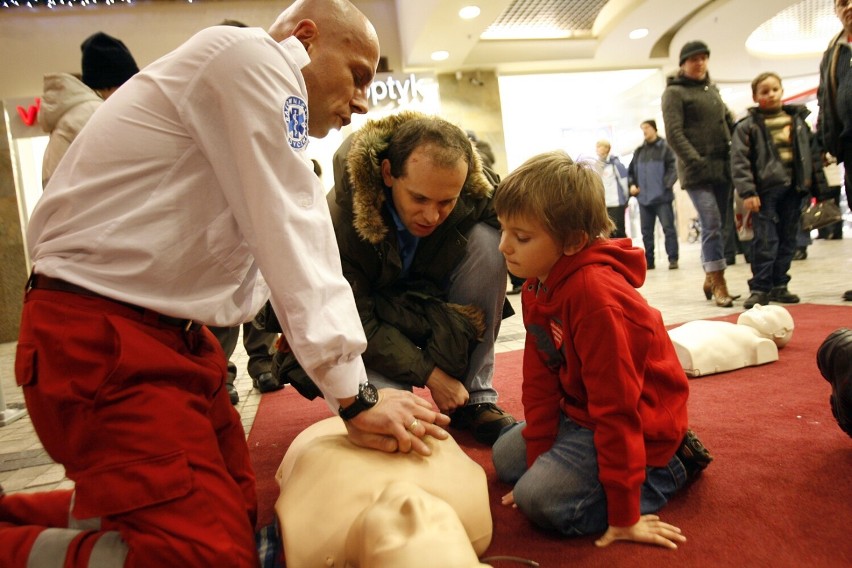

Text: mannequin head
xmin=737 ymin=305 xmax=795 ymax=348
xmin=344 ymin=482 xmax=489 ymax=568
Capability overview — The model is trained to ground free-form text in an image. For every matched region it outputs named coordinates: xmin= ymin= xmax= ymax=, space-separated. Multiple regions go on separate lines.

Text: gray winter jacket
xmin=661 ymin=71 xmax=736 ymax=189
xmin=731 ymin=105 xmax=819 ymax=199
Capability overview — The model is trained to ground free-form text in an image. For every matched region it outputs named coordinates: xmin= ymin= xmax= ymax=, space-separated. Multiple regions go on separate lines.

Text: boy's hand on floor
xmin=594 ymin=515 xmax=686 ymax=550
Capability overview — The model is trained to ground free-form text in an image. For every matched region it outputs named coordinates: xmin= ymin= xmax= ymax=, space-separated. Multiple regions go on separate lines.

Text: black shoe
xmin=647 ymin=264 xmax=656 ymax=270
xmin=792 ymin=248 xmax=808 ymax=261
xmin=725 ymin=256 xmax=736 ymax=265
xmin=507 ymin=284 xmax=523 ymax=295
xmin=226 ymin=382 xmax=239 ymax=405
xmin=450 ymin=402 xmax=516 ymax=445
xmin=843 ymin=290 xmax=852 ymax=302
xmin=816 ymin=328 xmax=852 ymax=438
xmin=743 ymin=290 xmax=769 ymax=309
xmin=768 ymin=286 xmax=800 ymax=304
xmin=253 ymin=371 xmax=283 ymax=393
xmin=676 ymin=429 xmax=713 ymax=480
xmin=669 ymin=260 xmax=679 ymax=270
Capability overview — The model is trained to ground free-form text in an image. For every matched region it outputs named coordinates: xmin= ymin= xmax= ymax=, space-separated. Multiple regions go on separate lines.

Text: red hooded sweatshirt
xmin=520 ymin=238 xmax=689 ymax=528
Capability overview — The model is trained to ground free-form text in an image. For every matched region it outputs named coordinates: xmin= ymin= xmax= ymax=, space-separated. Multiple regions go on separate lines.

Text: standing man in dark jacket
xmin=816 ymin=0 xmax=852 ymax=302
xmin=627 ymin=119 xmax=679 ymax=270
xmin=274 ymin=111 xmax=516 ymax=445
xmin=662 ymin=40 xmax=739 ymax=307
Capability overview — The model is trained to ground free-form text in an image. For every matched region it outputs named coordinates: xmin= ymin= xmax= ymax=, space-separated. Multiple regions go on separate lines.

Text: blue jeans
xmin=686 ymin=184 xmax=731 ymax=272
xmin=748 ymin=186 xmax=802 ymax=293
xmin=639 ymin=201 xmax=679 ymax=266
xmin=492 ymin=417 xmax=688 ymax=535
xmin=367 ymin=223 xmax=505 ymax=404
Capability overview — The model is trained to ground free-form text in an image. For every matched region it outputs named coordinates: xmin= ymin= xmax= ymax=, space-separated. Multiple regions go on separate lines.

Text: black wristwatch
xmin=338 ymin=382 xmax=379 ymax=420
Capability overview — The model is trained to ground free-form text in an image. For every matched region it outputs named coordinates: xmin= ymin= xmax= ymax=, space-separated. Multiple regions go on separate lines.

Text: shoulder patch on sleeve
xmin=282 ymin=96 xmax=309 ymax=150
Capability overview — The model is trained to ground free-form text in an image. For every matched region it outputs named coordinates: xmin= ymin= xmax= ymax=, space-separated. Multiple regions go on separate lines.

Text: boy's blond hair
xmin=494 ymin=150 xmax=614 ymax=247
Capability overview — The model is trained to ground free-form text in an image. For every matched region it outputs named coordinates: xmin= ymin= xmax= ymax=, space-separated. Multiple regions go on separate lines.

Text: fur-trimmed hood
xmin=339 ymin=110 xmax=494 ymax=244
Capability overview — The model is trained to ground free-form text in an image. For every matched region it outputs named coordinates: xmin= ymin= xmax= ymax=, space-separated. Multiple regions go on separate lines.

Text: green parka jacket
xmin=327 ymin=111 xmax=496 ymax=388
xmin=271 ymin=112 xmax=499 ymax=399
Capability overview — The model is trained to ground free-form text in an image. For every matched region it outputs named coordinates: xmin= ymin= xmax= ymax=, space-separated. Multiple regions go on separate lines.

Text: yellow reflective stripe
xmin=28 ymin=528 xmax=83 ymax=568
xmin=27 ymin=528 xmax=128 ymax=568
xmin=87 ymin=531 xmax=128 ymax=567
xmin=68 ymin=491 xmax=101 ymax=531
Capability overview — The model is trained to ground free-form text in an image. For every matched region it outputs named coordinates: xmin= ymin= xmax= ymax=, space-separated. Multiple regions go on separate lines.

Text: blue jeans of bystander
xmin=686 ymin=184 xmax=731 ymax=273
xmin=748 ymin=186 xmax=802 ymax=292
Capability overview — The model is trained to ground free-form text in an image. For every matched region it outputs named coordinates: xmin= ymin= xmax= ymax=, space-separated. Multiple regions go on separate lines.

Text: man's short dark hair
xmin=641 ymin=119 xmax=657 ymax=131
xmin=384 ymin=117 xmax=475 ymax=180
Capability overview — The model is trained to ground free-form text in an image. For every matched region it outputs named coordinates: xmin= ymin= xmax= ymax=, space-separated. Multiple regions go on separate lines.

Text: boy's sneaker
xmin=451 ymin=402 xmax=516 ymax=445
xmin=768 ymin=286 xmax=800 ymax=304
xmin=676 ymin=429 xmax=714 ymax=480
xmin=743 ymin=290 xmax=769 ymax=309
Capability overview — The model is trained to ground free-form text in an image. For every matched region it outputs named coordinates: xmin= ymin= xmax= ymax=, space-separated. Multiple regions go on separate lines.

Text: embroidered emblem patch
xmin=550 ymin=320 xmax=564 ymax=350
xmin=283 ymin=96 xmax=309 ymax=150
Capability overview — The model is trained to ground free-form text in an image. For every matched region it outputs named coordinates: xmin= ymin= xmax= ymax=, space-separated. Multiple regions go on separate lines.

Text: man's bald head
xmin=267 ymin=0 xmax=380 ymax=138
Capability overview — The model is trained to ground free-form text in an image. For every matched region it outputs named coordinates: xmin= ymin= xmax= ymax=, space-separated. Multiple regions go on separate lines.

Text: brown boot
xmin=703 ymin=273 xmax=713 ymax=300
xmin=708 ymin=270 xmax=734 ymax=307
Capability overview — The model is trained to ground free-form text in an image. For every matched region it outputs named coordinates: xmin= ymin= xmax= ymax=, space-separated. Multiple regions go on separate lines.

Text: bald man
xmin=2 ymin=1 xmax=449 ymax=566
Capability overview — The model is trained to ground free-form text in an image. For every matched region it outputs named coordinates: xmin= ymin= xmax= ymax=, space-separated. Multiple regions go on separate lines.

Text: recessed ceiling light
xmin=629 ymin=28 xmax=649 ymax=40
xmin=459 ymin=5 xmax=480 ymax=19
xmin=431 ymin=50 xmax=450 ymax=61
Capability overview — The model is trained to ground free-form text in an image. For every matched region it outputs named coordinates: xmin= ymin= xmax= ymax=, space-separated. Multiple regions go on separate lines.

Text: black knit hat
xmin=81 ymin=32 xmax=139 ymax=90
xmin=679 ymin=40 xmax=710 ymax=66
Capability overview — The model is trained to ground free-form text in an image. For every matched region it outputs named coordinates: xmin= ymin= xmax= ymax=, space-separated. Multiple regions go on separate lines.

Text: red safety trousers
xmin=1 ymin=288 xmax=259 ymax=567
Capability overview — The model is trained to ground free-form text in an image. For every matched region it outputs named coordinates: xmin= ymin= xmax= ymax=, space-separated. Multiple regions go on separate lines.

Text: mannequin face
xmin=737 ymin=304 xmax=795 ymax=347
xmin=344 ymin=482 xmax=485 ymax=568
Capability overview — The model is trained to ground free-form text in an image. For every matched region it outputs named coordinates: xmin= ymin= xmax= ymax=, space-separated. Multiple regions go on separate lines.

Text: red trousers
xmin=2 ymin=288 xmax=258 ymax=567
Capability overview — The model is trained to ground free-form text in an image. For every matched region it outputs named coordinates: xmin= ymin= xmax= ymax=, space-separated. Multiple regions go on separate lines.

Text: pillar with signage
xmin=0 ymin=95 xmax=44 ymax=425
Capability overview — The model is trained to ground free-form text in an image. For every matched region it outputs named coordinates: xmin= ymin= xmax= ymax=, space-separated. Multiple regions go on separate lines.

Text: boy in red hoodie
xmin=491 ymin=150 xmax=711 ymax=549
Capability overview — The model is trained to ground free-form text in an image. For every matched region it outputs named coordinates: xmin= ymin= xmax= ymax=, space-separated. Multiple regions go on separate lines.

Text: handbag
xmin=801 ymin=199 xmax=843 ymax=231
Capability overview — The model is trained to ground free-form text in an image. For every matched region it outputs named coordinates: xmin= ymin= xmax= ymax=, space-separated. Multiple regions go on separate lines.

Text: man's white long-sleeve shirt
xmin=28 ymin=27 xmax=367 ymax=401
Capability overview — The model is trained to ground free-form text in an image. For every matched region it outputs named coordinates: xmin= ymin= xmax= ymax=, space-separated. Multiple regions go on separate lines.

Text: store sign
xmin=4 ymin=97 xmax=45 ymax=139
xmin=368 ymin=72 xmax=438 ymax=111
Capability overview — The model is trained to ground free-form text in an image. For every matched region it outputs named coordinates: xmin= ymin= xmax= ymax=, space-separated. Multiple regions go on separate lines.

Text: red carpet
xmin=248 ymin=304 xmax=852 ymax=567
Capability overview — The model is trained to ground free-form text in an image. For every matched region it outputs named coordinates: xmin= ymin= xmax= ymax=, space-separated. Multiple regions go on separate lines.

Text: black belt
xmin=28 ymin=274 xmax=202 ymax=332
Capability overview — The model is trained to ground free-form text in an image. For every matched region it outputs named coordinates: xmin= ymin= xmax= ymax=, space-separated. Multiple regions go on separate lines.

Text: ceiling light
xmin=629 ymin=28 xmax=649 ymax=40
xmin=431 ymin=50 xmax=450 ymax=61
xmin=459 ymin=5 xmax=480 ymax=20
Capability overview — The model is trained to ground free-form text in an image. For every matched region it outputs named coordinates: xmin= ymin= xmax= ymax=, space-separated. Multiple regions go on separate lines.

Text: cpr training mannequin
xmin=275 ymin=417 xmax=492 ymax=568
xmin=668 ymin=304 xmax=794 ymax=377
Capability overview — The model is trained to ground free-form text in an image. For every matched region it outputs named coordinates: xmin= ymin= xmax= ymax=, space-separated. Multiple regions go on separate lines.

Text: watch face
xmin=361 ymin=383 xmax=379 ymax=405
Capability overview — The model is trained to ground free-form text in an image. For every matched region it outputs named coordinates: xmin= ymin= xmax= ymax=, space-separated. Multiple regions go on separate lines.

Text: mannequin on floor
xmin=275 ymin=417 xmax=493 ymax=568
xmin=668 ymin=304 xmax=794 ymax=377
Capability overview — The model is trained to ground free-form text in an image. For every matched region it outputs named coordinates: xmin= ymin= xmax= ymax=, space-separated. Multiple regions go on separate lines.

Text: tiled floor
xmin=2 ymin=234 xmax=850 ymax=496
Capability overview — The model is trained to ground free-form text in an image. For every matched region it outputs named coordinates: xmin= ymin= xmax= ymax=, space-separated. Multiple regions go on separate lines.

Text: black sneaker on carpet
xmin=744 ymin=291 xmax=769 ymax=309
xmin=676 ymin=429 xmax=713 ymax=480
xmin=253 ymin=371 xmax=283 ymax=393
xmin=451 ymin=402 xmax=516 ymax=445
xmin=843 ymin=290 xmax=852 ymax=302
xmin=669 ymin=260 xmax=679 ymax=270
xmin=792 ymin=247 xmax=808 ymax=261
xmin=768 ymin=286 xmax=800 ymax=304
